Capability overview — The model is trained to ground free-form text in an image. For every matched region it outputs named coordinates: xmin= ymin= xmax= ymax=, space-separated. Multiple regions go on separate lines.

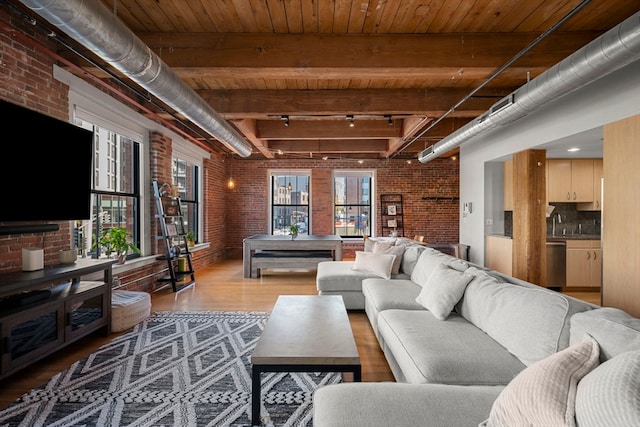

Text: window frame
xmin=333 ymin=170 xmax=375 ymax=239
xmin=170 ymin=157 xmax=200 ymax=244
xmin=269 ymin=169 xmax=311 ymax=235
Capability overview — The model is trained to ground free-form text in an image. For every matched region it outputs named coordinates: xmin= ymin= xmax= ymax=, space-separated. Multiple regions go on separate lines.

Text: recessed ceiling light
xmin=567 ymin=147 xmax=580 ymax=152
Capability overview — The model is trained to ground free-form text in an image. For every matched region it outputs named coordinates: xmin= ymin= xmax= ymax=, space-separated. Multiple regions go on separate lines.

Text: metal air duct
xmin=418 ymin=11 xmax=640 ymax=163
xmin=19 ymin=0 xmax=254 ymax=157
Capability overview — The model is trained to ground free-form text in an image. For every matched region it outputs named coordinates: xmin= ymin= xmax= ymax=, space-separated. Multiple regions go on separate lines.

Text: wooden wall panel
xmin=511 ymin=150 xmax=547 ymax=286
xmin=602 ymin=114 xmax=640 ymax=317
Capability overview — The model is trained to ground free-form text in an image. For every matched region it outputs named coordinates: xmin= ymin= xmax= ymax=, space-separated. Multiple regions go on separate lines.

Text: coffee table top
xmin=251 ymin=295 xmax=360 ymax=366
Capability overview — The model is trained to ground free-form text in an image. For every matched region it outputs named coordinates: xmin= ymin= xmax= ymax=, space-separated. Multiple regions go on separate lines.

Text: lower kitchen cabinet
xmin=566 ymin=240 xmax=601 ymax=288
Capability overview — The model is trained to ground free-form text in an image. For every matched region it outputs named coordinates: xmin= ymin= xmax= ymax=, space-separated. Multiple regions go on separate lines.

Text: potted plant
xmin=94 ymin=227 xmax=141 ymax=263
xmin=186 ymin=231 xmax=196 ymax=247
xmin=289 ymin=224 xmax=299 ymax=240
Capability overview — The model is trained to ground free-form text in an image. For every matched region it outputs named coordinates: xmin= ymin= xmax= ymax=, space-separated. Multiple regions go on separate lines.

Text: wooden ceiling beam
xmin=227 ymin=119 xmax=273 ymax=158
xmin=200 ymin=88 xmax=507 ymax=118
xmin=268 ymin=139 xmax=389 ymax=153
xmin=136 ymin=32 xmax=601 ymax=69
xmin=256 ymin=119 xmax=403 ymax=139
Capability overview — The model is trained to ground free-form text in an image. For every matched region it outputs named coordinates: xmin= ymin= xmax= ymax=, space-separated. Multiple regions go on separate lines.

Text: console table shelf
xmin=0 ymin=259 xmax=115 ymax=379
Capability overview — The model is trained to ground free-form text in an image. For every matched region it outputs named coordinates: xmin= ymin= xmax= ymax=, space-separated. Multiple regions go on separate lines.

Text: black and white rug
xmin=0 ymin=311 xmax=341 ymax=426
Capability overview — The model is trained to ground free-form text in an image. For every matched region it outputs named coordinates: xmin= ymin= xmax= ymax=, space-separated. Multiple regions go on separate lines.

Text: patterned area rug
xmin=0 ymin=311 xmax=341 ymax=426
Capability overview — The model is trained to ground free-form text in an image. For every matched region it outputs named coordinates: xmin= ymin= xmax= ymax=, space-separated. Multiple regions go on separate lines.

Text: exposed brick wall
xmin=0 ymin=8 xmax=460 ymax=283
xmin=0 ymin=9 xmax=77 ymax=273
xmin=223 ymin=157 xmax=460 ymax=258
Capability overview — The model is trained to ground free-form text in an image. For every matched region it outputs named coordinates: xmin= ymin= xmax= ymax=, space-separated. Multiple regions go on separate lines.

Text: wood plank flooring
xmin=0 ymin=259 xmax=599 ymax=409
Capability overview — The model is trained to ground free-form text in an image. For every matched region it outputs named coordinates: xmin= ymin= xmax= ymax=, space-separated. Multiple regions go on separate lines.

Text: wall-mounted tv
xmin=1 ymin=99 xmax=94 ymax=222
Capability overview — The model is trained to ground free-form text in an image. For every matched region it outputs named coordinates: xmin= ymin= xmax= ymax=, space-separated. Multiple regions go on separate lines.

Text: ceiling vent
xmin=419 ymin=11 xmax=640 ymax=163
xmin=20 ymin=0 xmax=254 ymax=157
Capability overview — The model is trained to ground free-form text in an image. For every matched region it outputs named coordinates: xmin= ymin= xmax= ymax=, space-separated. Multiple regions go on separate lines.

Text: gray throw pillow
xmin=575 ymin=350 xmax=640 ymax=427
xmin=415 ymin=263 xmax=473 ymax=320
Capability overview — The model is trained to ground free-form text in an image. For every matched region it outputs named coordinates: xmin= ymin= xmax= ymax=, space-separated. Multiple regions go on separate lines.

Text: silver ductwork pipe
xmin=419 ymin=11 xmax=640 ymax=163
xmin=20 ymin=0 xmax=253 ymax=157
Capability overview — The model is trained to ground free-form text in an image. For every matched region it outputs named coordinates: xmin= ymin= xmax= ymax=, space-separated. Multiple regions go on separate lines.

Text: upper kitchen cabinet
xmin=547 ymin=159 xmax=594 ymax=202
xmin=577 ymin=159 xmax=604 ymax=211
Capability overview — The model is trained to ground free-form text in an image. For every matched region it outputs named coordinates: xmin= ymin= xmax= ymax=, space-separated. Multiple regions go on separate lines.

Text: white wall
xmin=459 ymin=60 xmax=640 ymax=265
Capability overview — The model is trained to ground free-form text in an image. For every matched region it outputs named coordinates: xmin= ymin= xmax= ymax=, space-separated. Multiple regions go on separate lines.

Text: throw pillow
xmin=479 ymin=335 xmax=600 ymax=427
xmin=575 ymin=349 xmax=640 ymax=427
xmin=351 ymin=251 xmax=396 ymax=279
xmin=373 ymin=242 xmax=405 ymax=275
xmin=414 ymin=263 xmax=473 ymax=320
xmin=364 ymin=237 xmax=396 ymax=252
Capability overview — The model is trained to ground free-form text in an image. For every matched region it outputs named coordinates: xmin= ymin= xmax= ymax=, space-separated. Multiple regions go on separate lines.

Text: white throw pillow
xmin=373 ymin=242 xmax=405 ymax=275
xmin=575 ymin=350 xmax=640 ymax=427
xmin=415 ymin=263 xmax=473 ymax=320
xmin=480 ymin=335 xmax=600 ymax=427
xmin=351 ymin=251 xmax=396 ymax=279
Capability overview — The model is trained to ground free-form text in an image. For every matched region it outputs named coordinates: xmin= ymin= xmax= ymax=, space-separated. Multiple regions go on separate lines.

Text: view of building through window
xmin=75 ymin=121 xmax=141 ymax=260
xmin=271 ymin=172 xmax=310 ymax=235
xmin=334 ymin=172 xmax=372 ymax=238
xmin=172 ymin=158 xmax=199 ymax=243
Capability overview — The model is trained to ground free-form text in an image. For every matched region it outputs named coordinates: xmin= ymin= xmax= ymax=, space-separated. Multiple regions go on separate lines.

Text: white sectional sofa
xmin=313 ymin=239 xmax=640 ymax=427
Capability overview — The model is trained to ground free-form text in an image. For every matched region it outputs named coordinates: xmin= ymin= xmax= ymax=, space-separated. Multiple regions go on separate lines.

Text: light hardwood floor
xmin=0 ymin=259 xmax=599 ymax=409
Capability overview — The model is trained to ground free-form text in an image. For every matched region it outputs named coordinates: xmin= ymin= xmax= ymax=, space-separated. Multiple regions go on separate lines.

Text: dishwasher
xmin=546 ymin=241 xmax=566 ymax=288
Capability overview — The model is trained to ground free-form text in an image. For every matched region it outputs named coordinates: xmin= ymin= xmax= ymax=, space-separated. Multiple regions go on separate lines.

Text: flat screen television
xmin=1 ymin=99 xmax=94 ymax=221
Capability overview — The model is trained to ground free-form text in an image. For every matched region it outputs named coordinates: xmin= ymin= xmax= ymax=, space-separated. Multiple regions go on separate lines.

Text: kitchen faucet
xmin=552 ymin=213 xmax=562 ymax=235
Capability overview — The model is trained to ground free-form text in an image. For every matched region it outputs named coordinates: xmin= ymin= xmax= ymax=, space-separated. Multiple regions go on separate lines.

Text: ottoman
xmin=111 ymin=290 xmax=151 ymax=332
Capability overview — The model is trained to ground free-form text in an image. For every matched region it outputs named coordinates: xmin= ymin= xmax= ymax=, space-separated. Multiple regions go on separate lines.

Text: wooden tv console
xmin=0 ymin=259 xmax=115 ymax=379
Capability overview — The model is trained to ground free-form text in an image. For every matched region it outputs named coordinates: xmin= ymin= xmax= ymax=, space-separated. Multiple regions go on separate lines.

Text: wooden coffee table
xmin=250 ymin=295 xmax=361 ymax=426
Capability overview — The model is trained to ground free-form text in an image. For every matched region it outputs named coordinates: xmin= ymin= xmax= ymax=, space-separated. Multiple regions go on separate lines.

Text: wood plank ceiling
xmin=16 ymin=0 xmax=640 ymax=159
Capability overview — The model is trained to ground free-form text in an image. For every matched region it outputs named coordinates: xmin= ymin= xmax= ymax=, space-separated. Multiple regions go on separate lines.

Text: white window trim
xmin=268 ymin=169 xmax=312 ymax=234
xmin=333 ymin=169 xmax=376 ymax=238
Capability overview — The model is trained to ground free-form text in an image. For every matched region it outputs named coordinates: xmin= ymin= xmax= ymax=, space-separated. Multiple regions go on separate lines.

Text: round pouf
xmin=111 ymin=290 xmax=151 ymax=332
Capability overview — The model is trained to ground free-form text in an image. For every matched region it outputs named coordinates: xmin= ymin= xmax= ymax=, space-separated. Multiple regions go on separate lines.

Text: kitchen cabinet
xmin=547 ymin=159 xmax=594 ymax=202
xmin=485 ymin=235 xmax=512 ymax=276
xmin=577 ymin=159 xmax=603 ymax=211
xmin=566 ymin=240 xmax=601 ymax=288
xmin=503 ymin=159 xmax=513 ymax=211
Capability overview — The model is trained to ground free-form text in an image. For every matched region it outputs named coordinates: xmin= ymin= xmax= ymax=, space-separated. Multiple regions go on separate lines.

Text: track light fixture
xmin=385 ymin=115 xmax=393 ymax=126
xmin=281 ymin=115 xmax=289 ymax=126
xmin=347 ymin=115 xmax=355 ymax=127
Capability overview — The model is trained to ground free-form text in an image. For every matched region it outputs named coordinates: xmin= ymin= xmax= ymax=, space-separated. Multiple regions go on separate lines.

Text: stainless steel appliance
xmin=547 ymin=241 xmax=566 ymax=288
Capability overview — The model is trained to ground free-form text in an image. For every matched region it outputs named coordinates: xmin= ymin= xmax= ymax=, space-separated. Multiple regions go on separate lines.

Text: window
xmin=334 ymin=171 xmax=373 ymax=238
xmin=270 ymin=171 xmax=310 ymax=235
xmin=79 ymin=122 xmax=141 ymax=261
xmin=171 ymin=157 xmax=199 ymax=243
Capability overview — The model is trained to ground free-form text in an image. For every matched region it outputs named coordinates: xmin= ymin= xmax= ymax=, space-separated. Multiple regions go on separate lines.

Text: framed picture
xmin=387 ymin=219 xmax=397 ymax=228
xmin=387 ymin=205 xmax=397 ymax=215
xmin=166 ymin=224 xmax=178 ymax=236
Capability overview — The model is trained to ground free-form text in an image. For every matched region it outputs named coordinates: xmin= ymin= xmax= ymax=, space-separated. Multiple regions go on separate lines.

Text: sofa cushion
xmin=415 ymin=263 xmax=473 ymax=320
xmin=377 ymin=309 xmax=526 ymax=385
xmin=362 ymin=278 xmax=424 ymax=313
xmin=570 ymin=307 xmax=640 ymax=362
xmin=400 ymin=245 xmax=426 ymax=276
xmin=352 ymin=251 xmax=396 ymax=279
xmin=481 ymin=335 xmax=599 ymax=427
xmin=373 ymin=241 xmax=405 ymax=275
xmin=410 ymin=247 xmax=459 ymax=287
xmin=457 ymin=266 xmax=592 ymax=366
xmin=575 ymin=350 xmax=640 ymax=427
xmin=317 ymin=261 xmax=382 ymax=293
xmin=313 ymin=382 xmax=503 ymax=427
